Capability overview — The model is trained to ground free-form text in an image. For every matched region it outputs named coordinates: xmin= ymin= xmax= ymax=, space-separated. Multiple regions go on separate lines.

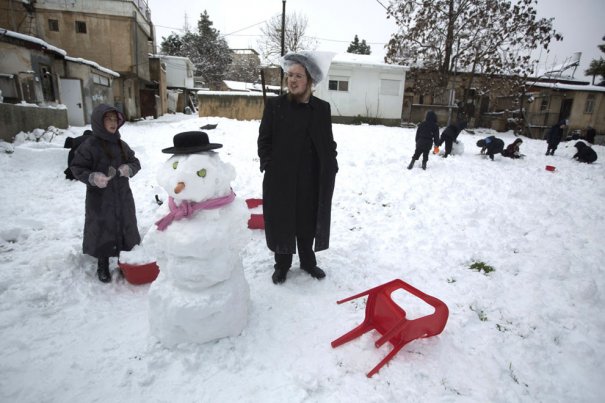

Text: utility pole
xmin=280 ymin=0 xmax=286 ymax=94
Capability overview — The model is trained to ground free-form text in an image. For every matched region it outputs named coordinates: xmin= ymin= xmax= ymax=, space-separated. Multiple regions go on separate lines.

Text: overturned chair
xmin=331 ymin=279 xmax=449 ymax=377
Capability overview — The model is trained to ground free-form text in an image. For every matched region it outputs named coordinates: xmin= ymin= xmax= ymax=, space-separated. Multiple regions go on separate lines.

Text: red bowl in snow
xmin=545 ymin=165 xmax=556 ymax=172
xmin=118 ymin=261 xmax=159 ymax=285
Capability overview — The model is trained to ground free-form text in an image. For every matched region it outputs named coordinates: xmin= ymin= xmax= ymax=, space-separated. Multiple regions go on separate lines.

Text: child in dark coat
xmin=572 ymin=141 xmax=597 ymax=163
xmin=476 ymin=136 xmax=504 ymax=160
xmin=437 ymin=120 xmax=467 ymax=158
xmin=545 ymin=119 xmax=568 ymax=155
xmin=502 ymin=138 xmax=523 ymax=159
xmin=70 ymin=104 xmax=141 ymax=283
xmin=408 ymin=110 xmax=439 ymax=170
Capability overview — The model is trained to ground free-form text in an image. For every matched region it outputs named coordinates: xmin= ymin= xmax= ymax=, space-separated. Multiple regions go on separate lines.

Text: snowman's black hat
xmin=161 ymin=131 xmax=222 ymax=154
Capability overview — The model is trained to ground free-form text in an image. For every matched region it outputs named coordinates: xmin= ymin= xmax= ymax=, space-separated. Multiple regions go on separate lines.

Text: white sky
xmin=146 ymin=0 xmax=604 ymax=81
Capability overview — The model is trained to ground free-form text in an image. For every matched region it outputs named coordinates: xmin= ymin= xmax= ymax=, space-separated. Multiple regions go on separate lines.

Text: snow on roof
xmin=222 ymin=80 xmax=256 ymax=91
xmin=65 ymin=56 xmax=120 ymax=77
xmin=2 ymin=28 xmax=118 ymax=77
xmin=1 ymin=28 xmax=66 ymax=56
xmin=331 ymin=53 xmax=409 ymax=70
xmin=529 ymin=81 xmax=605 ymax=93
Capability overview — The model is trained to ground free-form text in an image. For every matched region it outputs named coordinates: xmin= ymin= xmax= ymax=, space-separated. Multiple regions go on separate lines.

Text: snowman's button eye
xmin=172 ymin=161 xmax=178 ymax=170
xmin=197 ymin=168 xmax=207 ymax=177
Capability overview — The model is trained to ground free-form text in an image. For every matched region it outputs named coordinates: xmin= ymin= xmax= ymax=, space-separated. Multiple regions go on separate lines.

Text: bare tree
xmin=386 ymin=0 xmax=562 ymax=99
xmin=257 ymin=12 xmax=319 ymax=64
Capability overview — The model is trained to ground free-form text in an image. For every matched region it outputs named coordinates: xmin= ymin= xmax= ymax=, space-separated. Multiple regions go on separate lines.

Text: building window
xmin=380 ymin=79 xmax=401 ymax=96
xmin=75 ymin=21 xmax=87 ymax=34
xmin=48 ymin=19 xmax=59 ymax=32
xmin=92 ymin=73 xmax=110 ymax=87
xmin=328 ymin=76 xmax=349 ymax=92
xmin=584 ymin=94 xmax=595 ymax=114
xmin=539 ymin=97 xmax=549 ymax=112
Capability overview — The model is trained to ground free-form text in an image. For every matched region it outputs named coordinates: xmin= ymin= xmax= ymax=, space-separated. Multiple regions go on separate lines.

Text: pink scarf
xmin=155 ymin=190 xmax=236 ymax=231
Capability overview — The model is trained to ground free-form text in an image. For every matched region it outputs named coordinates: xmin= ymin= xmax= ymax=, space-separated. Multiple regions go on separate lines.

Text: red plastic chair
xmin=331 ymin=279 xmax=449 ymax=377
xmin=245 ymin=198 xmax=263 ymax=209
xmin=247 ymin=213 xmax=265 ymax=229
xmin=245 ymin=198 xmax=265 ymax=229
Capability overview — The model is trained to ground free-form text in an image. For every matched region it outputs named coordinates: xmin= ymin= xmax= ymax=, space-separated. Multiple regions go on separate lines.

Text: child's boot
xmin=421 ymin=160 xmax=427 ymax=170
xmin=407 ymin=159 xmax=415 ymax=170
xmin=97 ymin=257 xmax=111 ymax=283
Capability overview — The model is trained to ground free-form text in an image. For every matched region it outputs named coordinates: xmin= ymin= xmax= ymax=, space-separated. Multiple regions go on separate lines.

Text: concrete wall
xmin=197 ymin=92 xmax=268 ymax=120
xmin=0 ymin=103 xmax=68 ymax=142
xmin=62 ymin=61 xmax=114 ymax=124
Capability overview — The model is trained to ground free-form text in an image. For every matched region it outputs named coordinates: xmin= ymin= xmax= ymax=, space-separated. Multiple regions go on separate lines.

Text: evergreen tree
xmin=159 ymin=10 xmax=232 ymax=89
xmin=585 ymin=36 xmax=605 ymax=85
xmin=347 ymin=35 xmax=371 ymax=55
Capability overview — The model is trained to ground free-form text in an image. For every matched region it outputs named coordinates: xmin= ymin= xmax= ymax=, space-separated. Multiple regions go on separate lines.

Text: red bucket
xmin=118 ymin=261 xmax=159 ymax=285
xmin=545 ymin=165 xmax=556 ymax=172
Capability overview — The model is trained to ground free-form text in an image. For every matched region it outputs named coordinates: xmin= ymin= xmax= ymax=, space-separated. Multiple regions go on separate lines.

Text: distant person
xmin=407 ymin=110 xmax=439 ymax=170
xmin=585 ymin=125 xmax=596 ymax=144
xmin=476 ymin=136 xmax=504 ymax=161
xmin=545 ymin=119 xmax=568 ymax=156
xmin=572 ymin=141 xmax=597 ymax=163
xmin=63 ymin=129 xmax=92 ymax=180
xmin=501 ymin=138 xmax=524 ymax=159
xmin=436 ymin=120 xmax=467 ymax=158
xmin=70 ymin=104 xmax=141 ymax=283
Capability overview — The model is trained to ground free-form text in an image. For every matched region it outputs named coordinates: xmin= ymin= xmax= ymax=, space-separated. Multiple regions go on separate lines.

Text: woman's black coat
xmin=258 ymin=94 xmax=338 ymax=254
xmin=70 ymin=104 xmax=141 ymax=258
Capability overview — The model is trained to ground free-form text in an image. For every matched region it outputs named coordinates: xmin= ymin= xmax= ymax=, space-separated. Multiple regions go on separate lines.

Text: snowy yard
xmin=0 ymin=113 xmax=603 ymax=402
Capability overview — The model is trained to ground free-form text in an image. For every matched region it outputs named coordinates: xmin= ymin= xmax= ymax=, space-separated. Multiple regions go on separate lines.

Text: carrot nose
xmin=174 ymin=181 xmax=186 ymax=194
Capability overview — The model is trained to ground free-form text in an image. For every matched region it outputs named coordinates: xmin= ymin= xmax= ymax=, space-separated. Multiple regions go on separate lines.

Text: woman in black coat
xmin=546 ymin=119 xmax=568 ymax=155
xmin=408 ymin=110 xmax=439 ymax=170
xmin=70 ymin=104 xmax=141 ymax=282
xmin=258 ymin=52 xmax=338 ymax=285
xmin=572 ymin=141 xmax=598 ymax=163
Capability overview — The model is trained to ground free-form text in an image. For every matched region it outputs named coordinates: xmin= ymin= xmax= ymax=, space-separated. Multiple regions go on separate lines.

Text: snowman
xmin=147 ymin=131 xmax=250 ymax=347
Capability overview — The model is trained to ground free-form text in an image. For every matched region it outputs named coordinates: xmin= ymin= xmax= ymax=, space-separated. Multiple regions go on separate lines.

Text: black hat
xmin=161 ymin=131 xmax=222 ymax=154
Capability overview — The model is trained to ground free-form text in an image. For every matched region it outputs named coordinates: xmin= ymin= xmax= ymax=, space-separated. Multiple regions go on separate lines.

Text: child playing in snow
xmin=407 ymin=110 xmax=439 ymax=170
xmin=476 ymin=136 xmax=504 ymax=160
xmin=436 ymin=120 xmax=466 ymax=158
xmin=501 ymin=138 xmax=523 ymax=159
xmin=572 ymin=141 xmax=597 ymax=163
xmin=70 ymin=104 xmax=141 ymax=283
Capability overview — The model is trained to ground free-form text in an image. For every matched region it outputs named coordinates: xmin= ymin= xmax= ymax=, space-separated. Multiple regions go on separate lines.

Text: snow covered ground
xmin=0 ymin=113 xmax=603 ymax=402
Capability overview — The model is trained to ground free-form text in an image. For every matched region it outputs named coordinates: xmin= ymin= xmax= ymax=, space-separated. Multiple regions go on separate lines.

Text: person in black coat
xmin=436 ymin=120 xmax=467 ymax=158
xmin=64 ymin=129 xmax=92 ymax=180
xmin=70 ymin=104 xmax=141 ymax=283
xmin=407 ymin=110 xmax=439 ymax=170
xmin=585 ymin=126 xmax=596 ymax=144
xmin=572 ymin=141 xmax=597 ymax=163
xmin=501 ymin=138 xmax=523 ymax=159
xmin=545 ymin=119 xmax=568 ymax=155
xmin=476 ymin=136 xmax=505 ymax=160
xmin=258 ymin=51 xmax=338 ymax=285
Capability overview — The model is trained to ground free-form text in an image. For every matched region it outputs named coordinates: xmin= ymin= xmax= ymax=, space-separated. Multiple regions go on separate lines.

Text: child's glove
xmin=118 ymin=164 xmax=132 ymax=178
xmin=433 ymin=146 xmax=440 ymax=154
xmin=89 ymin=172 xmax=110 ymax=188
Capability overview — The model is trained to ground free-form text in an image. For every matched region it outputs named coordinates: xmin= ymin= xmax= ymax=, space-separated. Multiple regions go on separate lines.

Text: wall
xmin=0 ymin=103 xmax=68 ymax=141
xmin=62 ymin=60 xmax=114 ymax=124
xmin=314 ymin=62 xmax=406 ymax=124
xmin=197 ymin=92 xmax=268 ymax=120
xmin=163 ymin=57 xmax=194 ymax=89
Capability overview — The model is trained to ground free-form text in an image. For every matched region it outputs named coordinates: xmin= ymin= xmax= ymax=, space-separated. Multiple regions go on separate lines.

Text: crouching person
xmin=572 ymin=141 xmax=597 ymax=164
xmin=476 ymin=136 xmax=504 ymax=161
